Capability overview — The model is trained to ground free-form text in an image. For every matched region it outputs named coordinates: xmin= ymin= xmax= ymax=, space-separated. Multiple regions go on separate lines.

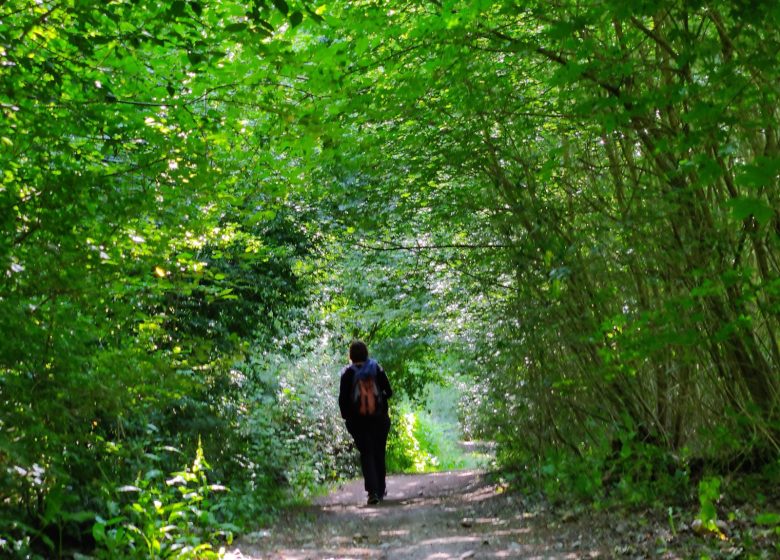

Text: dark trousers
xmin=348 ymin=417 xmax=390 ymax=497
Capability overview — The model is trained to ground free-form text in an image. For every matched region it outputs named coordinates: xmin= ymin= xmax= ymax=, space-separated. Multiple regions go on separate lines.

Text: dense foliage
xmin=2 ymin=0 xmax=779 ymax=557
xmin=0 ymin=1 xmax=328 ymax=556
xmin=309 ymin=0 xmax=779 ymax=479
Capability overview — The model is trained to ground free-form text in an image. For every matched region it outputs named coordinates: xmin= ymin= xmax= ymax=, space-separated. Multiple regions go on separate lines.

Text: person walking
xmin=339 ymin=340 xmax=393 ymax=505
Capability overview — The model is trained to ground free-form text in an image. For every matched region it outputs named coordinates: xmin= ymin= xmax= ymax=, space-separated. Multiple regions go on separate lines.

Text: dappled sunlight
xmin=6 ymin=0 xmax=776 ymax=557
xmin=490 ymin=527 xmax=532 ymax=538
xmin=379 ymin=528 xmax=410 ymax=538
xmin=230 ymin=470 xmax=604 ymax=559
xmin=318 ymin=469 xmax=487 ymax=510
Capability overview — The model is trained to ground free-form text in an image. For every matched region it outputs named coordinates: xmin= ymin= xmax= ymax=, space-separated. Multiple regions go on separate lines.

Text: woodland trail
xmin=226 ymin=470 xmax=612 ymax=559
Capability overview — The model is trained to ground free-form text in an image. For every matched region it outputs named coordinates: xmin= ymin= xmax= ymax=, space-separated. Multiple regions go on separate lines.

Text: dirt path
xmin=226 ymin=470 xmax=606 ymax=559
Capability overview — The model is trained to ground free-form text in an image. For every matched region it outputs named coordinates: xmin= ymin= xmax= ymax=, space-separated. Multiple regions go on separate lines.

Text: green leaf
xmin=271 ymin=0 xmax=289 ymax=16
xmin=304 ymin=5 xmax=324 ymax=23
xmin=699 ymin=502 xmax=717 ymax=524
xmin=92 ymin=522 xmax=106 ymax=543
xmin=187 ymin=50 xmax=205 ymax=65
xmin=290 ymin=11 xmax=303 ymax=28
xmin=735 ymin=157 xmax=780 ymax=188
xmin=225 ymin=22 xmax=248 ymax=33
xmin=170 ymin=0 xmax=186 ymax=17
xmin=64 ymin=510 xmax=97 ymax=523
xmin=355 ymin=37 xmax=370 ymax=56
xmin=727 ymin=197 xmax=774 ymax=225
xmin=756 ymin=512 xmax=780 ymax=525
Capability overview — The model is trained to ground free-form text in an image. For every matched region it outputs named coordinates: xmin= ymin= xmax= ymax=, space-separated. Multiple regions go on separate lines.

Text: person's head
xmin=349 ymin=340 xmax=369 ymax=364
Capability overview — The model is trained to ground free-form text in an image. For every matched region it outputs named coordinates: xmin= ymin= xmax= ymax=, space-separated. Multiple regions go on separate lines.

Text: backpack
xmin=352 ymin=368 xmax=382 ymax=417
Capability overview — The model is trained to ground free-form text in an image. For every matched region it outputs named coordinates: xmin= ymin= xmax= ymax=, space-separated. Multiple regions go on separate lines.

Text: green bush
xmin=385 ymin=396 xmax=474 ymax=474
xmin=92 ymin=443 xmax=236 ymax=560
xmin=386 ymin=403 xmax=437 ymax=473
xmin=495 ymin=428 xmax=690 ymax=508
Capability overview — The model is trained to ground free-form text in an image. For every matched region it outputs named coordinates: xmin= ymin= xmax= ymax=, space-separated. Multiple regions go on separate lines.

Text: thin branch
xmin=355 ymin=241 xmax=513 ymax=252
xmin=629 ymin=16 xmax=679 ymax=60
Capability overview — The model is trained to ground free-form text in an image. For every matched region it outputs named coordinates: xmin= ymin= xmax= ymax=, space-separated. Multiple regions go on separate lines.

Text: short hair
xmin=349 ymin=340 xmax=369 ymax=363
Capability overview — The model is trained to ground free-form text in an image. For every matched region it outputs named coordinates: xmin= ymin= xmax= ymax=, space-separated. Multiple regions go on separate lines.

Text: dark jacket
xmin=339 ymin=362 xmax=393 ymax=423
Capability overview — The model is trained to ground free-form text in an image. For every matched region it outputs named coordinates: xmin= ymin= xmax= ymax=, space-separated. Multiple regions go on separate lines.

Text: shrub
xmin=92 ymin=443 xmax=236 ymax=560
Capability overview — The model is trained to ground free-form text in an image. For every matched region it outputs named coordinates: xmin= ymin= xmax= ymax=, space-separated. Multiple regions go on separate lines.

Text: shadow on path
xmin=227 ymin=470 xmax=601 ymax=559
